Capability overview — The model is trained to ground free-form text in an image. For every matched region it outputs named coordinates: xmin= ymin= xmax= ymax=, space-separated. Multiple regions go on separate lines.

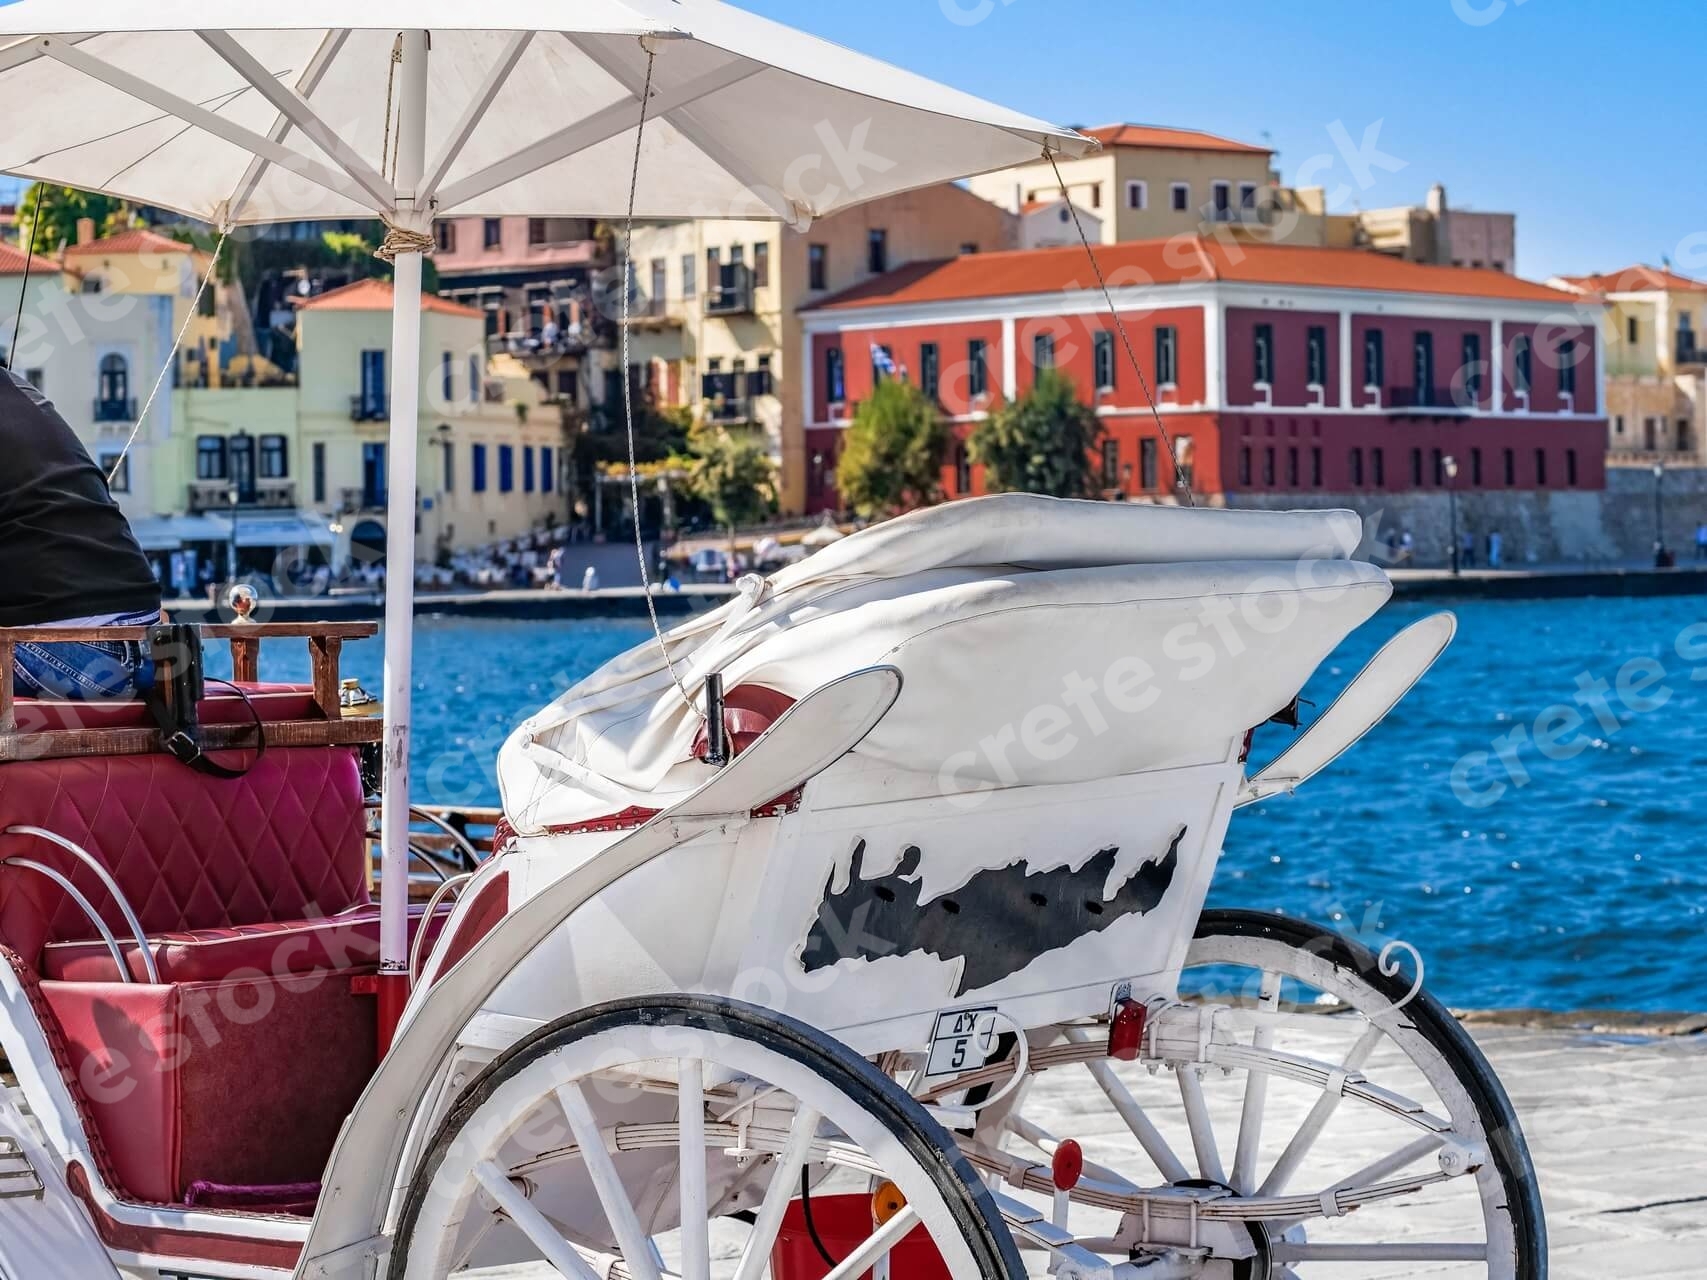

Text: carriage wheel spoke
xmin=676 ymin=1059 xmax=712 ymax=1280
xmin=1231 ymin=970 xmax=1279 ymax=1195
xmin=1258 ymin=1021 xmax=1384 ymax=1196
xmin=1331 ymin=1132 xmax=1447 ymax=1192
xmin=557 ymin=1081 xmax=665 ymax=1280
xmin=821 ymin=1204 xmax=921 ymax=1280
xmin=473 ymin=1158 xmax=601 ymax=1280
xmin=1177 ymin=1066 xmax=1225 ymax=1185
xmin=1271 ymin=1241 xmax=1487 ymax=1263
xmin=732 ymin=1104 xmax=822 ymax=1280
xmin=1065 ymin=1028 xmax=1191 ymax=1184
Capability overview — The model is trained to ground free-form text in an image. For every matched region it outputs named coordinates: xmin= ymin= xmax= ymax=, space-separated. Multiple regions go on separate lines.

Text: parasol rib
xmin=224 ymin=28 xmax=351 ymax=224
xmin=435 ymin=54 xmax=765 ymax=211
xmin=197 ymin=29 xmax=394 ymax=207
xmin=36 ymin=35 xmax=386 ymax=213
xmin=420 ymin=30 xmax=534 ymax=202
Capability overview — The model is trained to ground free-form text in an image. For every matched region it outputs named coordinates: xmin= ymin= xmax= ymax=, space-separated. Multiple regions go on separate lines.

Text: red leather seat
xmin=0 ymin=694 xmax=405 ymax=1208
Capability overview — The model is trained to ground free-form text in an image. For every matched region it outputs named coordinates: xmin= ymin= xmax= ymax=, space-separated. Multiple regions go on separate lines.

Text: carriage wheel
xmin=985 ymin=909 xmax=1544 ymax=1279
xmin=391 ymin=995 xmax=1023 ymax=1279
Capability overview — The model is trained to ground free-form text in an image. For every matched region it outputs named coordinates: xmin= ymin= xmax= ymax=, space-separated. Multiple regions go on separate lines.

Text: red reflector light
xmin=1051 ymin=1139 xmax=1083 ymax=1192
xmin=1108 ymin=997 xmax=1146 ymax=1061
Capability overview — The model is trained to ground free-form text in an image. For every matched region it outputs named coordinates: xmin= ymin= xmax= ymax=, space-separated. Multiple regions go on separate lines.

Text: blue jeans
xmin=12 ymin=611 xmax=157 ymax=702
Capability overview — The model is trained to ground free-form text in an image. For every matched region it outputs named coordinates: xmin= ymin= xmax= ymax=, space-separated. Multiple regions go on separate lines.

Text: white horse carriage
xmin=0 ymin=3 xmax=1541 ymax=1277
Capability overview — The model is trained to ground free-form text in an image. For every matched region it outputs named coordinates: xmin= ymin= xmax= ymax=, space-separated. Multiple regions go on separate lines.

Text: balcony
xmin=187 ymin=479 xmax=297 ymax=513
xmin=487 ymin=328 xmax=591 ymax=359
xmin=1676 ymin=336 xmax=1707 ymax=366
xmin=1200 ymin=204 xmax=1273 ymax=228
xmin=705 ymin=263 xmax=755 ymax=317
xmin=338 ymin=486 xmax=387 ymax=514
xmin=1387 ymin=386 xmax=1474 ymax=415
xmin=350 ymin=395 xmax=388 ymax=422
xmin=93 ymin=397 xmax=138 ymax=423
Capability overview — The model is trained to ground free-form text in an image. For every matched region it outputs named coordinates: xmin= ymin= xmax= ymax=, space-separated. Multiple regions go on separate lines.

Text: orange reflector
xmin=871 ymin=1179 xmax=907 ymax=1225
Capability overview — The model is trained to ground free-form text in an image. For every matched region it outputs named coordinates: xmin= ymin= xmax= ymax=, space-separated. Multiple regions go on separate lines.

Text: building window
xmin=871 ymin=344 xmax=894 ymax=384
xmin=1349 ymin=447 xmax=1363 ymax=487
xmin=1558 ymin=336 xmax=1577 ymax=396
xmin=469 ymin=354 xmax=481 ymax=404
xmin=1627 ymin=315 xmax=1639 ymax=345
xmin=920 ymin=342 xmax=940 ymax=400
xmin=1262 ymin=446 xmax=1276 ymax=486
xmin=472 ymin=444 xmax=488 ymax=493
xmin=753 ymin=242 xmax=770 ymax=288
xmin=527 ymin=218 xmax=545 ymax=246
xmin=728 ymin=244 xmax=743 ymax=267
xmin=960 ymin=243 xmax=979 ymax=255
xmin=483 ymin=218 xmax=502 ymax=249
xmin=259 ymin=434 xmax=288 ymax=479
xmin=1535 ymin=448 xmax=1547 ymax=486
xmin=1411 ymin=447 xmax=1424 ymax=487
xmin=520 ymin=446 xmax=533 ymax=493
xmin=1088 ymin=183 xmax=1102 ymax=209
xmin=1503 ymin=447 xmax=1516 ymax=486
xmin=441 ymin=350 xmax=454 ymax=402
xmin=1286 ymin=446 xmax=1299 ymax=487
xmin=1311 ymin=446 xmax=1323 ymax=487
xmin=1413 ymin=331 xmax=1434 ymax=400
xmin=1239 ymin=182 xmax=1258 ymax=209
xmin=1566 ymin=448 xmax=1579 ymax=487
xmin=748 ymin=354 xmax=774 ymax=398
xmin=100 ymin=453 xmax=129 ymax=493
xmin=1644 ymin=417 xmax=1658 ymax=449
xmin=312 ymin=442 xmax=326 ymax=504
xmin=1372 ymin=447 xmax=1385 ymax=488
xmin=98 ymin=353 xmax=130 ymax=413
xmin=1126 ymin=180 xmax=1147 ymax=210
xmin=682 ymin=253 xmax=697 ymax=299
xmin=1363 ymin=328 xmax=1384 ymax=388
xmin=1212 ymin=181 xmax=1230 ymax=215
xmin=649 ymin=259 xmax=666 ymax=313
xmin=1253 ymin=323 xmax=1273 ymax=385
xmin=1306 ymin=325 xmax=1326 ymax=387
xmin=867 ymin=228 xmax=888 ymax=275
xmin=1155 ymin=325 xmax=1177 ymax=386
xmin=1461 ymin=332 xmax=1482 ymax=405
xmin=1512 ymin=333 xmax=1532 ymax=394
xmin=955 ymin=443 xmax=972 ymax=495
xmin=541 ymin=445 xmax=554 ymax=493
xmin=1238 ymin=446 xmax=1252 ymax=486
xmin=498 ymin=444 xmax=514 ymax=493
xmin=1032 ymin=331 xmax=1056 ymax=372
xmin=1094 ymin=331 xmax=1115 ymax=391
xmin=1470 ymin=447 xmax=1482 ymax=485
xmin=1432 ymin=447 xmax=1445 ymax=486
xmin=808 ymin=244 xmax=827 ymax=291
xmin=1102 ymin=438 xmax=1119 ymax=487
xmin=1171 ymin=182 xmax=1189 ymax=211
xmin=435 ymin=221 xmax=457 ymax=253
xmin=1140 ymin=438 xmax=1158 ymax=490
xmin=196 ymin=434 xmax=227 ymax=480
xmin=1680 ymin=418 xmax=1693 ymax=451
xmin=442 ymin=438 xmax=455 ymax=493
xmin=969 ymin=338 xmax=989 ymax=398
xmin=1614 ymin=414 xmax=1625 ymax=435
xmin=825 ymin=347 xmax=846 ymax=404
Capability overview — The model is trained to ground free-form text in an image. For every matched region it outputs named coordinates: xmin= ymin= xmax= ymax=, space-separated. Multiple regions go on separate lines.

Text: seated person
xmin=1 ymin=369 xmax=161 ymax=701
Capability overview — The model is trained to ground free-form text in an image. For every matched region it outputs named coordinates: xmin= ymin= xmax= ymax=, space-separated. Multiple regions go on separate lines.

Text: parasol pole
xmin=377 ymin=28 xmax=430 ymax=1050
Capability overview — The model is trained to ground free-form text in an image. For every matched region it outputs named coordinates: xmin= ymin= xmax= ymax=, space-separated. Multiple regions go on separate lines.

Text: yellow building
xmin=294 ymin=278 xmax=566 ymax=564
xmin=625 ymin=183 xmax=1018 ymax=513
xmin=1551 ymin=265 xmax=1707 ymax=463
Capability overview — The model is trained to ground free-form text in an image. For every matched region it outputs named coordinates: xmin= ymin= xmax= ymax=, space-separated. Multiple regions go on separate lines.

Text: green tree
xmin=18 ymin=184 xmax=133 ymax=251
xmin=686 ymin=425 xmax=776 ymax=562
xmin=835 ymin=377 xmax=951 ymax=517
xmin=969 ymin=368 xmax=1103 ymax=498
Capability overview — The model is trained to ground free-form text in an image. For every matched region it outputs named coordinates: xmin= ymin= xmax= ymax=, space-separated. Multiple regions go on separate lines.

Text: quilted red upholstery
xmin=43 ymin=903 xmax=452 ymax=984
xmin=12 ymin=688 xmax=317 ymax=735
xmin=0 ymin=747 xmax=369 ymax=969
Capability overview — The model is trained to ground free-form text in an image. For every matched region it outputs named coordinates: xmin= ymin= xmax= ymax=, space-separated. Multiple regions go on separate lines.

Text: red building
xmin=799 ymin=237 xmax=1605 ymax=512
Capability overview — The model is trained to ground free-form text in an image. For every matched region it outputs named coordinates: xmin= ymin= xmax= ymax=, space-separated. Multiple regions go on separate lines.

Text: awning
xmin=128 ymin=515 xmax=230 ymax=551
xmin=217 ymin=511 xmax=339 ymax=549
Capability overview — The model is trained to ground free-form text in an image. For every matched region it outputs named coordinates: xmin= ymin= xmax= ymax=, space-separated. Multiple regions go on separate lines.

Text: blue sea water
xmin=229 ymin=599 xmax=1707 ymax=1013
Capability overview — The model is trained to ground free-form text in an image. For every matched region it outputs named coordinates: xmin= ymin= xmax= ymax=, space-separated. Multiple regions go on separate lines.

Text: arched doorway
xmin=97 ymin=353 xmax=130 ymax=419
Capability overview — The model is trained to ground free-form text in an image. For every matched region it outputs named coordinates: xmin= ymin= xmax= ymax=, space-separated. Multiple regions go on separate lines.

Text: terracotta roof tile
xmin=297 ymin=277 xmax=483 ymax=318
xmin=807 ymin=237 xmax=1585 ymax=312
xmin=64 ymin=228 xmax=204 ymax=258
xmin=1554 ymin=264 xmax=1707 ymax=295
xmin=0 ymin=242 xmax=32 ymax=275
xmin=1086 ymin=124 xmax=1271 ymax=155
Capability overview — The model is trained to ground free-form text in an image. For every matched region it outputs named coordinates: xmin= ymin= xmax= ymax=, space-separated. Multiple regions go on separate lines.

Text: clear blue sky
xmin=3 ymin=1 xmax=1692 ymax=282
xmin=733 ymin=0 xmax=1695 ymax=283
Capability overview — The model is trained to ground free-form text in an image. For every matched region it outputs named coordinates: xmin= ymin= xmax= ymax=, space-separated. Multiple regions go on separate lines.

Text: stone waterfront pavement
xmin=475 ymin=1025 xmax=1707 ymax=1278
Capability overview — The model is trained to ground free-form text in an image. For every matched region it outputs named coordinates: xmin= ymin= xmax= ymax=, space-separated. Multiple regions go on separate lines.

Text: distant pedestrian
xmin=1694 ymin=522 xmax=1707 ymax=561
xmin=1487 ymin=530 xmax=1503 ymax=569
xmin=1460 ymin=529 xmax=1476 ymax=569
xmin=582 ymin=565 xmax=600 ymax=593
xmin=1399 ymin=530 xmax=1414 ymax=564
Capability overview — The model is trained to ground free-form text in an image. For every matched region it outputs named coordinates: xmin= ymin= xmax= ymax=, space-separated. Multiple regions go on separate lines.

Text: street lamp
xmin=225 ymin=482 xmax=240 ymax=584
xmin=1444 ymin=454 xmax=1460 ymax=576
xmin=1654 ymin=461 xmax=1666 ymax=567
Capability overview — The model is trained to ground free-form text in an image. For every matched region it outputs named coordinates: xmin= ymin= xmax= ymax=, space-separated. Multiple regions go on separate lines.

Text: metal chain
xmin=105 ymin=227 xmax=231 ymax=487
xmin=620 ymin=45 xmax=704 ymax=724
xmin=1047 ymin=150 xmax=1196 ymax=507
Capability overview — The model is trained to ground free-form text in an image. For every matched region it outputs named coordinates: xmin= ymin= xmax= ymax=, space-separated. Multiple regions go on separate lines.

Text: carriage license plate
xmin=924 ymin=1006 xmax=999 ymax=1078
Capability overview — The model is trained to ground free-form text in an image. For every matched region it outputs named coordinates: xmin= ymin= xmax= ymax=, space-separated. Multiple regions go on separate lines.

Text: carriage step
xmin=0 ymin=1136 xmax=44 ymax=1200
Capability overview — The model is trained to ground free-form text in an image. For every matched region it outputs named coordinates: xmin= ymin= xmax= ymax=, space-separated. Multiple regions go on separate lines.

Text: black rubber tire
xmin=389 ymin=994 xmax=1025 ymax=1280
xmin=1193 ymin=909 xmax=1547 ymax=1280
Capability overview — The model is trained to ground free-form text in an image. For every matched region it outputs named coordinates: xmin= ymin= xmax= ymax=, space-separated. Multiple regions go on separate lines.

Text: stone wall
xmin=1224 ymin=466 xmax=1707 ymax=565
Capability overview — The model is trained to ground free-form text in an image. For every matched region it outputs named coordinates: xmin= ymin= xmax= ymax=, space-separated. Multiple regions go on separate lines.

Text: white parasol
xmin=0 ymin=0 xmax=1091 ymax=1015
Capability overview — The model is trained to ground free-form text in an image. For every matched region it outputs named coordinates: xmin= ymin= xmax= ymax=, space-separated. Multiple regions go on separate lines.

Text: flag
xmin=870 ymin=343 xmax=897 ymax=380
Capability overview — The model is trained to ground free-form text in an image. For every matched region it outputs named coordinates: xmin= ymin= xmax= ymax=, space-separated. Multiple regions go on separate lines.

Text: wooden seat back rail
xmin=0 ymin=623 xmax=381 ymax=761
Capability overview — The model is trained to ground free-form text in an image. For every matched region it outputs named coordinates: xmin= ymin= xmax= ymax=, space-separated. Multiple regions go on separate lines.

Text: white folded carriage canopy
xmin=500 ymin=496 xmax=1391 ymax=831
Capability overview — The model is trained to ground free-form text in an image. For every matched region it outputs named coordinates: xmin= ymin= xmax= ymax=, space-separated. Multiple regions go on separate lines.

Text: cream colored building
xmin=1551 ymin=264 xmax=1707 ymax=464
xmin=625 ymin=183 xmax=1018 ymax=513
xmin=294 ymin=278 xmax=566 ymax=563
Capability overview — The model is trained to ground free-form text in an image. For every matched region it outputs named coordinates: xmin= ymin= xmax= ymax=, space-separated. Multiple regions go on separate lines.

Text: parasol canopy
xmin=0 ymin=0 xmax=1092 ymax=228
